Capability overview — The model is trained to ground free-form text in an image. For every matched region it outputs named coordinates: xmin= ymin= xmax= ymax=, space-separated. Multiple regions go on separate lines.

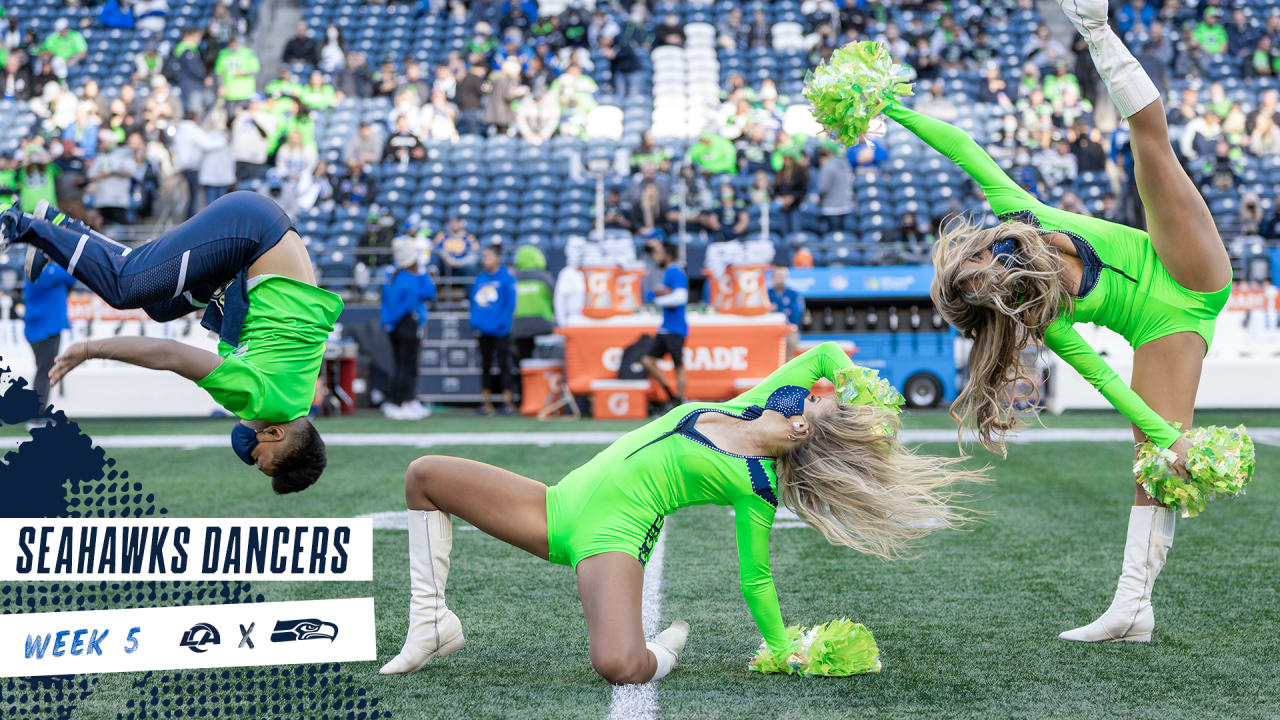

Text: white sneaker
xmin=382 ymin=403 xmax=406 ymax=420
xmin=405 ymin=400 xmax=431 ymax=418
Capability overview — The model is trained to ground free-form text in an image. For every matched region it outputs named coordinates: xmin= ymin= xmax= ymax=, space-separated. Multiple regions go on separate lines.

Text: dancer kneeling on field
xmin=803 ymin=2 xmax=1253 ymax=644
xmin=0 ymin=192 xmax=343 ymax=493
xmin=380 ymin=342 xmax=986 ymax=683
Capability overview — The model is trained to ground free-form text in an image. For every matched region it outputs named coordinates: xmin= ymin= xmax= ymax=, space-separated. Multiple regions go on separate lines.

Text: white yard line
xmin=6 ymin=427 xmax=1276 ymax=450
xmin=606 ymin=528 xmax=667 ymax=720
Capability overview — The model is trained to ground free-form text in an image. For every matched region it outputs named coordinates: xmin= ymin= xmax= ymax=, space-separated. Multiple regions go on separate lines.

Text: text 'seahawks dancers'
xmin=380 ymin=343 xmax=987 ymax=683
xmin=0 ymin=191 xmax=343 ymax=493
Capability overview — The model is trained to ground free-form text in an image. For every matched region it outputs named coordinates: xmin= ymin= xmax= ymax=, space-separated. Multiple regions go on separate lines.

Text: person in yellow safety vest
xmin=215 ymin=36 xmax=260 ymax=103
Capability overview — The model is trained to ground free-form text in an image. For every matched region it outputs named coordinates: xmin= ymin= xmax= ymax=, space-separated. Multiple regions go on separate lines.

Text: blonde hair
xmin=929 ymin=216 xmax=1071 ymax=455
xmin=774 ymin=403 xmax=988 ymax=560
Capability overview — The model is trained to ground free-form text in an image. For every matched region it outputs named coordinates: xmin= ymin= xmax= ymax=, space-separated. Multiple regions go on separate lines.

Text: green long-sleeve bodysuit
xmin=545 ymin=342 xmax=855 ymax=653
xmin=885 ymin=105 xmax=1231 ymax=448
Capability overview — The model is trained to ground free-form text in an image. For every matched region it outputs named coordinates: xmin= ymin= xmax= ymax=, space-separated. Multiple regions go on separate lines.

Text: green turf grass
xmin=43 ymin=429 xmax=1278 ymax=719
xmin=8 ymin=406 xmax=1280 ymax=439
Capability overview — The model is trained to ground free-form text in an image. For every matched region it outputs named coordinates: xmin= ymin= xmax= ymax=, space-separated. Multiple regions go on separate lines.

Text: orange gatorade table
xmin=557 ymin=312 xmax=792 ymax=401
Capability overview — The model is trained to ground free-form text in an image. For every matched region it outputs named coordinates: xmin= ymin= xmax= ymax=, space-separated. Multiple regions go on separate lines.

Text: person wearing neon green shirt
xmin=687 ymin=132 xmax=737 ymax=174
xmin=1193 ymin=9 xmax=1229 ymax=55
xmin=297 ymin=70 xmax=337 ymax=110
xmin=265 ymin=67 xmax=302 ymax=98
xmin=843 ymin=0 xmax=1234 ymax=647
xmin=214 ymin=36 xmax=260 ymax=102
xmin=40 ymin=19 xmax=87 ymax=65
xmin=378 ymin=342 xmax=981 ymax=682
xmin=1 ymin=192 xmax=342 ymax=494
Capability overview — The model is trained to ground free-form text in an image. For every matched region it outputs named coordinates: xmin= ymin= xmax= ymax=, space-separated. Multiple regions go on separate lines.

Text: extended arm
xmin=1044 ymin=320 xmax=1181 ymax=447
xmin=733 ymin=497 xmax=790 ymax=654
xmin=732 ymin=340 xmax=853 ymax=407
xmin=883 ymin=104 xmax=1044 ymax=218
xmin=50 ymin=336 xmax=223 ymax=387
xmin=652 ymin=288 xmax=688 ymax=307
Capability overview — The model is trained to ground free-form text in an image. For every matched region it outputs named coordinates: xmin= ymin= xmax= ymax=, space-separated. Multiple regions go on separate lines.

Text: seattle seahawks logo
xmin=270 ymin=618 xmax=339 ymax=643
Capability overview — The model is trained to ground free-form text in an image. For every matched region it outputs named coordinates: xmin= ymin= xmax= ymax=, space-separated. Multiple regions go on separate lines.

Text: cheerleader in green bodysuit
xmin=804 ymin=1 xmax=1246 ymax=645
xmin=377 ymin=342 xmax=985 ymax=683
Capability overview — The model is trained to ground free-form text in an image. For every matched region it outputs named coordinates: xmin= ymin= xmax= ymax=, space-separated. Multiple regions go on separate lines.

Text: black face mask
xmin=231 ymin=423 xmax=259 ymax=466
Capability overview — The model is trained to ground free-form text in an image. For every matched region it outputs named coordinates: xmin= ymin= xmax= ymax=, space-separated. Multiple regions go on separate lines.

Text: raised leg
xmin=1057 ymin=0 xmax=1230 ymax=293
xmin=1127 ymin=102 xmax=1232 ymax=293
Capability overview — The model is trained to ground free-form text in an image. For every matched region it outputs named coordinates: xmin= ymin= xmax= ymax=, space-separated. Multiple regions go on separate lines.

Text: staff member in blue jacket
xmin=768 ymin=265 xmax=804 ymax=358
xmin=469 ymin=243 xmax=516 ymax=416
xmin=381 ymin=238 xmax=437 ymax=421
xmin=24 ymin=262 xmax=77 ymax=414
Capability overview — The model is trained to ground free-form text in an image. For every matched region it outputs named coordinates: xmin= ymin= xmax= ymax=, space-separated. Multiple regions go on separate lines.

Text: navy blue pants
xmin=18 ymin=192 xmax=293 ymax=322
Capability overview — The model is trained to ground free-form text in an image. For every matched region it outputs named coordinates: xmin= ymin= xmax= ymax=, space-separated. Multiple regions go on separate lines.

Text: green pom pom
xmin=802 ymin=619 xmax=882 ymax=677
xmin=835 ymin=366 xmax=905 ymax=413
xmin=749 ymin=620 xmax=882 ymax=677
xmin=803 ymin=41 xmax=914 ymax=147
xmin=1134 ymin=424 xmax=1256 ymax=518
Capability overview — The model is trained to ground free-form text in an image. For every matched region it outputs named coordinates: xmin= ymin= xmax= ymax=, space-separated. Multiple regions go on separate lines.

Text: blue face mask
xmin=764 ymin=384 xmax=809 ymax=418
xmin=231 ymin=423 xmax=259 ymax=466
xmin=988 ymin=237 xmax=1021 ymax=269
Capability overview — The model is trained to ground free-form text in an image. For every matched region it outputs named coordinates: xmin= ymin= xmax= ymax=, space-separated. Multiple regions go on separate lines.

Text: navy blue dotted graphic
xmin=0 ymin=363 xmax=390 ymax=719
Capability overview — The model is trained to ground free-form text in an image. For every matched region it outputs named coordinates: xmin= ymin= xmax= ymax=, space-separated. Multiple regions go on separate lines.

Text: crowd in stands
xmin=0 ymin=0 xmax=1277 ymax=299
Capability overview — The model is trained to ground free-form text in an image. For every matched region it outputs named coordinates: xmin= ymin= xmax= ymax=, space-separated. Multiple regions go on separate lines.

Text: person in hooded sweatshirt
xmin=511 ymin=244 xmax=556 ymax=363
xmin=469 ymin=244 xmax=516 ymax=416
xmin=381 ymin=237 xmax=437 ymax=421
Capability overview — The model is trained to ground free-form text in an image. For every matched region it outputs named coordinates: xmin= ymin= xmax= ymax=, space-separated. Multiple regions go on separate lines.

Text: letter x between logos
xmin=239 ymin=623 xmax=254 ymax=649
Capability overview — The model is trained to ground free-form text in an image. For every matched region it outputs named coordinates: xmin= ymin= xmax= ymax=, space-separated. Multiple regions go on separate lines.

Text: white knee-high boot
xmin=379 ymin=509 xmax=466 ymax=674
xmin=1059 ymin=506 xmax=1176 ymax=642
xmin=1057 ymin=0 xmax=1159 ymax=118
xmin=645 ymin=620 xmax=690 ymax=682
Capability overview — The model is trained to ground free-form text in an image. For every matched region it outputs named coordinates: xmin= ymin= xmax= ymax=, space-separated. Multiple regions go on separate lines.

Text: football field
xmin=20 ymin=409 xmax=1278 ymax=720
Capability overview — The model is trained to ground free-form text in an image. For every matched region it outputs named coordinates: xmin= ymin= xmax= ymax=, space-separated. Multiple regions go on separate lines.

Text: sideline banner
xmin=559 ymin=314 xmax=791 ymax=399
xmin=0 ymin=598 xmax=376 ymax=678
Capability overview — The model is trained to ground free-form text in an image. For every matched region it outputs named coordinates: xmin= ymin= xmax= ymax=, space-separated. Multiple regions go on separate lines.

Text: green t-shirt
xmin=197 ymin=275 xmax=344 ymax=421
xmin=1193 ymin=23 xmax=1227 ymax=55
xmin=41 ymin=31 xmax=87 ymax=61
xmin=18 ymin=165 xmax=59 ymax=212
xmin=298 ymin=83 xmax=336 ymax=110
xmin=688 ymin=135 xmax=737 ymax=174
xmin=215 ymin=47 xmax=260 ymax=101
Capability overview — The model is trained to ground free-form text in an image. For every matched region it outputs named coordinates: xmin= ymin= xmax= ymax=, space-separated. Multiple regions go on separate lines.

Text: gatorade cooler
xmin=520 ymin=358 xmax=564 ymax=417
xmin=590 ymin=379 xmax=650 ymax=420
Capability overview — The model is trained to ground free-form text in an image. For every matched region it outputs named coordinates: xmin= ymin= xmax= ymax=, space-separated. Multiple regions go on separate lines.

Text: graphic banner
xmin=0 ymin=518 xmax=374 ymax=581
xmin=0 ymin=598 xmax=376 ymax=678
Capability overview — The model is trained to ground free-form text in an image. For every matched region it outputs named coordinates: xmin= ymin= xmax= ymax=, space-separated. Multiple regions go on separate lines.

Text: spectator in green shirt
xmin=298 ymin=71 xmax=337 ymax=110
xmin=40 ymin=19 xmax=87 ymax=66
xmin=687 ymin=132 xmax=737 ymax=175
xmin=214 ymin=36 xmax=260 ymax=102
xmin=1193 ymin=8 xmax=1228 ymax=56
xmin=17 ymin=144 xmax=59 ymax=213
xmin=266 ymin=67 xmax=302 ymax=98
